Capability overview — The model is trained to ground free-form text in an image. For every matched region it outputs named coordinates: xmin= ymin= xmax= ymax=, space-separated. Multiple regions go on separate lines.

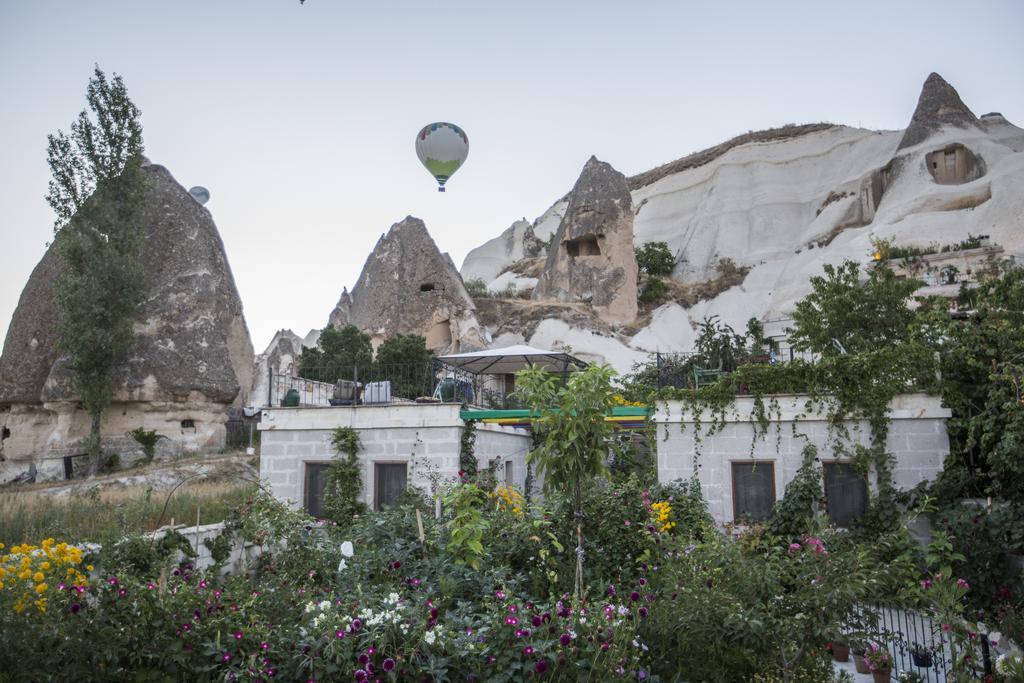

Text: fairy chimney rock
xmin=532 ymin=156 xmax=638 ymax=324
xmin=339 ymin=216 xmax=485 ymax=353
xmin=898 ymin=73 xmax=981 ymax=150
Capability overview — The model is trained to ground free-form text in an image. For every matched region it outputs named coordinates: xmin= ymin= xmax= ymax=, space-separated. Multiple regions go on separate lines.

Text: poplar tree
xmin=46 ymin=66 xmax=147 ymax=476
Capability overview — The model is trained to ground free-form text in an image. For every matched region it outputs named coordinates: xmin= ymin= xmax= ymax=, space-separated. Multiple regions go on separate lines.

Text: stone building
xmin=654 ymin=394 xmax=949 ymax=527
xmin=0 ymin=161 xmax=254 ymax=482
xmin=532 ymin=157 xmax=638 ymax=325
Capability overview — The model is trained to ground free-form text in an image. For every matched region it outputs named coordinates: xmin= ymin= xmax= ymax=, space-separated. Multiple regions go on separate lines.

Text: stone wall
xmin=0 ymin=399 xmax=229 ymax=483
xmin=259 ymin=404 xmax=532 ymax=512
xmin=653 ymin=393 xmax=950 ymax=525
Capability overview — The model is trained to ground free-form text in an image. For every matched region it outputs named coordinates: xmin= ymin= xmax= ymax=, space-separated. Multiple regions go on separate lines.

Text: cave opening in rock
xmin=181 ymin=419 xmax=195 ymax=429
xmin=420 ymin=283 xmax=436 ymax=292
xmin=926 ymin=143 xmax=985 ymax=185
xmin=565 ymin=235 xmax=601 ymax=257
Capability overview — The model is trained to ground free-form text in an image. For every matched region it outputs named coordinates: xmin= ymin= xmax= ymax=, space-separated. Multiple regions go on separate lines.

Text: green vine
xmin=459 ymin=419 xmax=478 ymax=477
xmin=323 ymin=427 xmax=367 ymax=528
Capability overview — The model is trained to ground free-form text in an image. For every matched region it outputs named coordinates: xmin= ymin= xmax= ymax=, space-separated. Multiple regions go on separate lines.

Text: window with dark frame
xmin=731 ymin=461 xmax=776 ymax=522
xmin=822 ymin=462 xmax=868 ymax=527
xmin=304 ymin=462 xmax=330 ymax=518
xmin=374 ymin=462 xmax=408 ymax=510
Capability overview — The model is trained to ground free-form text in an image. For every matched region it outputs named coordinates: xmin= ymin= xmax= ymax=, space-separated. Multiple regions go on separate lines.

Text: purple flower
xmin=392 ymin=561 xmax=401 ymax=570
xmin=535 ymin=659 xmax=549 ymax=674
xmin=788 ymin=542 xmax=801 ymax=553
xmin=382 ymin=658 xmax=396 ymax=672
xmin=505 ymin=616 xmax=518 ymax=626
xmin=358 ymin=653 xmax=369 ymax=665
xmin=354 ymin=670 xmax=367 ymax=682
xmin=117 ymin=588 xmax=127 ymax=597
xmin=222 ymin=652 xmax=232 ymax=662
xmin=261 ymin=641 xmax=270 ymax=649
xmin=629 ymin=591 xmax=641 ymax=602
xmin=495 ymin=590 xmax=506 ymax=599
xmin=69 ymin=603 xmax=81 ymax=614
xmin=234 ymin=631 xmax=243 ymax=640
xmin=559 ymin=633 xmax=571 ymax=646
xmin=531 ymin=615 xmax=542 ymax=627
xmin=336 ymin=630 xmax=345 ymax=639
xmin=523 ymin=646 xmax=534 ymax=655
xmin=351 ymin=618 xmax=362 ymax=631
xmin=639 ymin=607 xmax=649 ymax=618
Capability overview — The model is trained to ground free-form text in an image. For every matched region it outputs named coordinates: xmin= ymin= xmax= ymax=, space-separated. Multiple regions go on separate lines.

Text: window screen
xmin=304 ymin=463 xmax=330 ymax=518
xmin=823 ymin=463 xmax=868 ymax=527
xmin=731 ymin=462 xmax=776 ymax=522
xmin=375 ymin=463 xmax=408 ymax=510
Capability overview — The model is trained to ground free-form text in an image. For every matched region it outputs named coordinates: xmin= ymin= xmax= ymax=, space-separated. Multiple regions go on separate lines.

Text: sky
xmin=1 ymin=0 xmax=1022 ymax=353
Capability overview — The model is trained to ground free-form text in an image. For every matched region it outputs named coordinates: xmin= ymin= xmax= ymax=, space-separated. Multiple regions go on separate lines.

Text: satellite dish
xmin=188 ymin=186 xmax=210 ymax=205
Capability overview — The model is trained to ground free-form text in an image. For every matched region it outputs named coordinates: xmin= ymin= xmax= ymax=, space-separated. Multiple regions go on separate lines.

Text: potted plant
xmin=851 ymin=640 xmax=871 ymax=674
xmin=865 ymin=643 xmax=894 ymax=683
xmin=897 ymin=672 xmax=924 ymax=683
xmin=910 ymin=644 xmax=933 ymax=668
xmin=829 ymin=639 xmax=851 ymax=663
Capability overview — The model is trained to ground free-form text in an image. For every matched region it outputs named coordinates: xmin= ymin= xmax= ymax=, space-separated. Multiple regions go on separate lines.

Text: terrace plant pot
xmin=831 ymin=643 xmax=850 ymax=662
xmin=853 ymin=653 xmax=871 ymax=674
xmin=871 ymin=669 xmax=891 ymax=683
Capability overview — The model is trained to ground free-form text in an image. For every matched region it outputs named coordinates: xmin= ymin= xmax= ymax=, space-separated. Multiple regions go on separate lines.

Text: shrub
xmin=635 ymin=241 xmax=675 ymax=276
xmin=322 ymin=427 xmax=367 ymax=529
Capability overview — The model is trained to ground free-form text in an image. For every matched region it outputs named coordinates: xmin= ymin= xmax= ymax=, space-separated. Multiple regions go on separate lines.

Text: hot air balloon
xmin=415 ymin=122 xmax=468 ymax=192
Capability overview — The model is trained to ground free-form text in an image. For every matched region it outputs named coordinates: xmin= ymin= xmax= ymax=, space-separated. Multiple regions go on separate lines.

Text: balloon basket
xmin=438 ymin=187 xmax=445 ymax=193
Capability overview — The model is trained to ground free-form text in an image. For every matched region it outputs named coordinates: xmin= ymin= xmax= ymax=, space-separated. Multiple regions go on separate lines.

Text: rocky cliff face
xmin=333 ymin=216 xmax=486 ymax=354
xmin=0 ymin=161 xmax=255 ymax=479
xmin=460 ymin=73 xmax=1024 ymax=370
xmin=533 ymin=157 xmax=638 ymax=325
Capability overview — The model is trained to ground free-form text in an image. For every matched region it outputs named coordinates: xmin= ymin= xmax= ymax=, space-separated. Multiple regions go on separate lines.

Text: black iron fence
xmin=652 ymin=348 xmax=818 ymax=390
xmin=264 ymin=362 xmax=520 ymax=409
xmin=842 ymin=604 xmax=993 ymax=682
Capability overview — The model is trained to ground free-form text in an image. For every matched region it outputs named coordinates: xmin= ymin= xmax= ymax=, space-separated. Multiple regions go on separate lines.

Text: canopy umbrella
xmin=436 ymin=344 xmax=588 ymax=376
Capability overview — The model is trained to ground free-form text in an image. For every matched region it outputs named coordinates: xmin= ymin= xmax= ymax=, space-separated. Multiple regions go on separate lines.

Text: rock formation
xmin=0 ymin=161 xmax=254 ymax=482
xmin=332 ymin=216 xmax=486 ymax=354
xmin=250 ymin=328 xmax=319 ymax=409
xmin=460 ymin=73 xmax=1024 ymax=371
xmin=898 ymin=72 xmax=981 ymax=150
xmin=532 ymin=157 xmax=638 ymax=325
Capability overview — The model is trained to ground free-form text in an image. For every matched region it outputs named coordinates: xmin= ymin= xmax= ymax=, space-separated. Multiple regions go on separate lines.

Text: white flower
xmin=318 ymin=600 xmax=331 ymax=611
xmin=304 ymin=601 xmax=316 ymax=613
xmin=338 ymin=559 xmax=347 ymax=572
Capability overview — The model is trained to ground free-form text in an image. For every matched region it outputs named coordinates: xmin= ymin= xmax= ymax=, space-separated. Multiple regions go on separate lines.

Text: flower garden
xmin=0 ymin=465 xmax=1021 ymax=682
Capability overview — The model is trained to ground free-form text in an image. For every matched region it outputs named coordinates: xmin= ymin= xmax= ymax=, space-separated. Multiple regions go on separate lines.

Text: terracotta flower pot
xmin=853 ymin=654 xmax=871 ymax=674
xmin=871 ymin=668 xmax=891 ymax=683
xmin=831 ymin=643 xmax=850 ymax=662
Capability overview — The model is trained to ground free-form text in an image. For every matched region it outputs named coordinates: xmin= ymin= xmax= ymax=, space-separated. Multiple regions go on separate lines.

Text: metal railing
xmin=263 ymin=361 xmax=521 ymax=410
xmin=652 ymin=348 xmax=817 ymax=390
xmin=844 ymin=604 xmax=993 ymax=681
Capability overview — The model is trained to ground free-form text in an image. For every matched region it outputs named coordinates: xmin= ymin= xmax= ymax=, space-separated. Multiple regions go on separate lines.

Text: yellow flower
xmin=86 ymin=565 xmax=94 ymax=571
xmin=35 ymin=583 xmax=48 ymax=594
xmin=40 ymin=561 xmax=50 ymax=570
xmin=33 ymin=572 xmax=45 ymax=583
xmin=18 ymin=569 xmax=31 ymax=580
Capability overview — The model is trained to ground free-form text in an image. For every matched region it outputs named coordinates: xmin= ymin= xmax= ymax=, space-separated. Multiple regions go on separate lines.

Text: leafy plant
xmin=635 ymin=241 xmax=675 ymax=277
xmin=443 ymin=482 xmax=488 ymax=569
xmin=517 ymin=364 xmax=620 ymax=599
xmin=322 ymin=427 xmax=367 ymax=528
xmin=297 ymin=324 xmax=373 ymax=381
xmin=127 ymin=427 xmax=162 ymax=464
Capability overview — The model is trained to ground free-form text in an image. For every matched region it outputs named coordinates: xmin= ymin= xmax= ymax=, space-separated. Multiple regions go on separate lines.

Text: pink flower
xmin=788 ymin=543 xmax=801 ymax=552
xmin=957 ymin=578 xmax=970 ymax=589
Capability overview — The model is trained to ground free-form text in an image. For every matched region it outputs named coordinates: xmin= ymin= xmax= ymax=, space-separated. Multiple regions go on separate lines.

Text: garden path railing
xmin=845 ymin=604 xmax=994 ymax=681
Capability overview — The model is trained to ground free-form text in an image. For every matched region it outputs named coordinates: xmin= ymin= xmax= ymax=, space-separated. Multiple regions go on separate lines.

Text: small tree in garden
xmin=517 ymin=363 xmax=619 ymax=600
xmin=47 ymin=66 xmax=147 ymax=477
xmin=635 ymin=241 xmax=675 ymax=277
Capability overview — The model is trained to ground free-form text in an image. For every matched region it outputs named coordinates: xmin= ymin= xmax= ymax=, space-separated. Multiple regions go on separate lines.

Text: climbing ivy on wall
xmin=459 ymin=419 xmax=478 ymax=477
xmin=323 ymin=427 xmax=367 ymax=528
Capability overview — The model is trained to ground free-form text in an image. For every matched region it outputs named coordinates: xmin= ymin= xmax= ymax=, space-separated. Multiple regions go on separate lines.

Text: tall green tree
xmin=517 ymin=364 xmax=618 ymax=600
xmin=297 ymin=324 xmax=374 ymax=381
xmin=46 ymin=66 xmax=147 ymax=476
xmin=374 ymin=334 xmax=435 ymax=399
xmin=787 ymin=260 xmax=922 ymax=356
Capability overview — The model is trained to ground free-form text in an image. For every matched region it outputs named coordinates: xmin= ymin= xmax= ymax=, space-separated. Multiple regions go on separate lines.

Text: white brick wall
xmin=654 ymin=393 xmax=951 ymax=525
xmin=258 ymin=404 xmax=532 ymax=512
